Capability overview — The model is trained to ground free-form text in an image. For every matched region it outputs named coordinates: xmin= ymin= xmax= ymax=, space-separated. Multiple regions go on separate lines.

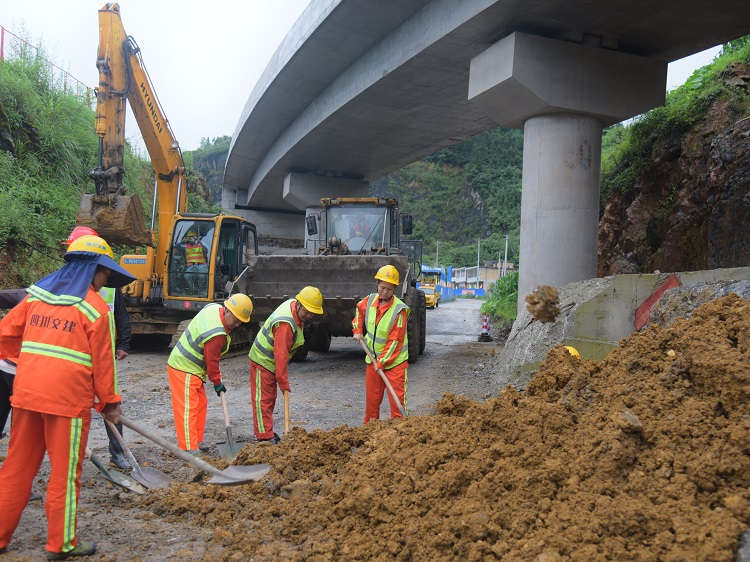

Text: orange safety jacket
xmin=185 ymin=243 xmax=206 ymax=265
xmin=0 ymin=286 xmax=121 ymax=418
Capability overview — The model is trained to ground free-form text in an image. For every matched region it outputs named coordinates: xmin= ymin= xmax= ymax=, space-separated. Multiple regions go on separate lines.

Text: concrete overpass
xmin=222 ymin=0 xmax=750 ymax=300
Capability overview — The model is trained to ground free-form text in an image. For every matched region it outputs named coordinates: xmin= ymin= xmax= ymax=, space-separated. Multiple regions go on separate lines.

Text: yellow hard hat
xmin=224 ymin=294 xmax=253 ymax=323
xmin=564 ymin=346 xmax=580 ymax=359
xmin=187 ymin=230 xmax=199 ymax=238
xmin=64 ymin=234 xmax=136 ymax=288
xmin=374 ymin=264 xmax=399 ymax=285
xmin=296 ymin=286 xmax=324 ymax=315
xmin=66 ymin=235 xmax=115 ymax=259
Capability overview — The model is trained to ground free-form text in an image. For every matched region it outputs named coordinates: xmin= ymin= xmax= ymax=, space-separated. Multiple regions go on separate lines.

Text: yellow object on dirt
xmin=564 ymin=345 xmax=581 ymax=359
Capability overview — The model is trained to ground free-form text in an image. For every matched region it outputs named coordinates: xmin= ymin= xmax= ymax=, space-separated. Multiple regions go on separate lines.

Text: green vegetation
xmin=601 ymin=36 xmax=750 ymax=203
xmin=0 ymin=41 xmax=218 ymax=287
xmin=375 ymin=128 xmax=523 ymax=268
xmin=481 ymin=272 xmax=518 ymax=324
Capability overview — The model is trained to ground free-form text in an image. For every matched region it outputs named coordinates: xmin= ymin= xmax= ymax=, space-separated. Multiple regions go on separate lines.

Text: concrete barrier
xmin=495 ymin=267 xmax=750 ymax=389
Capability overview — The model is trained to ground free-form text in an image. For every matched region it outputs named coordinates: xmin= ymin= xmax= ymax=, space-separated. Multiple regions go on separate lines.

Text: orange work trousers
xmin=0 ymin=407 xmax=90 ymax=555
xmin=168 ymin=365 xmax=207 ymax=451
xmin=364 ymin=361 xmax=408 ymax=423
xmin=249 ymin=361 xmax=279 ymax=440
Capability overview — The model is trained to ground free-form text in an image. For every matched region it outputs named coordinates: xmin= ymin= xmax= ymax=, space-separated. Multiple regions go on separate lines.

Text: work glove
xmin=214 ymin=382 xmax=226 ymax=396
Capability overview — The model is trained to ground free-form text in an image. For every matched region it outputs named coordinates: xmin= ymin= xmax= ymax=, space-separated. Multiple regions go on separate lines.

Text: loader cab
xmin=319 ymin=197 xmax=402 ymax=255
xmin=164 ymin=214 xmax=257 ymax=306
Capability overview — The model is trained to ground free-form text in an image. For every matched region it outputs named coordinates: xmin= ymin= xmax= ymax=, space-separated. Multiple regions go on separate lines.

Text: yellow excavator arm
xmin=78 ymin=2 xmax=188 ymax=279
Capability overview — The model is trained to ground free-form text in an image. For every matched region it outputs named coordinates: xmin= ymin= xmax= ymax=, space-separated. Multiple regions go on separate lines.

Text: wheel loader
xmin=229 ymin=197 xmax=427 ymax=362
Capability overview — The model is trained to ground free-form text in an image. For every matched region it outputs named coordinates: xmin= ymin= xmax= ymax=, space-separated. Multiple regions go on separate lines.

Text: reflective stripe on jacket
xmin=363 ymin=294 xmax=409 ymax=368
xmin=0 ymin=286 xmax=121 ymax=418
xmin=168 ymin=304 xmax=230 ymax=380
xmin=248 ymin=299 xmax=304 ymax=373
xmin=185 ymin=243 xmax=206 ymax=265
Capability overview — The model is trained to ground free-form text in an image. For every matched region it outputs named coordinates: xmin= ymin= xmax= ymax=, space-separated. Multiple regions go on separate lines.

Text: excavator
xmin=77 ymin=3 xmax=258 ymax=342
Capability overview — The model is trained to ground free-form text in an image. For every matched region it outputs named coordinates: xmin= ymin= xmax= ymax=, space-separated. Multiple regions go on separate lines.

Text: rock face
xmin=598 ymin=63 xmax=750 ymax=276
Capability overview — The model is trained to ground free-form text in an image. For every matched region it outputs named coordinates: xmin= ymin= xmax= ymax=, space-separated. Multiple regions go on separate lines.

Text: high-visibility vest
xmin=99 ymin=287 xmax=116 ymax=311
xmin=363 ymin=294 xmax=409 ymax=368
xmin=248 ymin=299 xmax=304 ymax=373
xmin=185 ymin=243 xmax=206 ymax=265
xmin=168 ymin=304 xmax=230 ymax=380
xmin=99 ymin=287 xmax=117 ymax=346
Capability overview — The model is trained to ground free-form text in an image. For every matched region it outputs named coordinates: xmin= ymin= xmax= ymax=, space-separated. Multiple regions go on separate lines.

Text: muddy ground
xmin=3 ymin=293 xmax=750 ymax=561
xmin=1 ymin=298 xmax=502 ymax=560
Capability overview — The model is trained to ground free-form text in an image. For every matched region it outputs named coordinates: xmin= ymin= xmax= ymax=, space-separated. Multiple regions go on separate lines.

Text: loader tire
xmin=290 ymin=342 xmax=310 ymax=362
xmin=418 ymin=289 xmax=426 ymax=355
xmin=405 ymin=286 xmax=420 ymax=364
xmin=308 ymin=327 xmax=332 ymax=352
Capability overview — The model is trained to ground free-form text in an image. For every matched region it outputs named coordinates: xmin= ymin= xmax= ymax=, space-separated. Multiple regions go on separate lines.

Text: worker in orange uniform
xmin=166 ymin=293 xmax=253 ymax=455
xmin=248 ymin=286 xmax=324 ymax=444
xmin=0 ymin=235 xmax=135 ymax=560
xmin=62 ymin=226 xmax=133 ymax=470
xmin=352 ymin=265 xmax=409 ymax=422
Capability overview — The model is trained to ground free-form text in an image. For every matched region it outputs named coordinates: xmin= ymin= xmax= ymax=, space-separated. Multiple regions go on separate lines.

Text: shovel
xmin=357 ymin=339 xmax=407 ymax=417
xmin=216 ymin=392 xmax=246 ymax=460
xmin=85 ymin=447 xmax=146 ymax=494
xmin=104 ymin=418 xmax=173 ymax=490
xmin=284 ymin=390 xmax=290 ymax=434
xmin=119 ymin=415 xmax=270 ymax=486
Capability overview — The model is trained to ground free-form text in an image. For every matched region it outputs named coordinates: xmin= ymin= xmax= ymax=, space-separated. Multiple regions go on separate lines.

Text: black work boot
xmin=106 ymin=422 xmax=131 ymax=470
xmin=258 ymin=433 xmax=281 ymax=445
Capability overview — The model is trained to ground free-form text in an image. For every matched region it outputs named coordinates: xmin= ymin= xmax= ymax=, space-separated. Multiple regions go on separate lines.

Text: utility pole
xmin=477 ymin=238 xmax=481 ymax=288
xmin=435 ymin=240 xmax=440 ymax=268
xmin=502 ymin=234 xmax=509 ymax=277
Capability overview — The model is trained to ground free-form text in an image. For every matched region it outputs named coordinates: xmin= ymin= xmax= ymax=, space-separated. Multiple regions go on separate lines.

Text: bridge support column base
xmin=518 ymin=113 xmax=601 ymax=312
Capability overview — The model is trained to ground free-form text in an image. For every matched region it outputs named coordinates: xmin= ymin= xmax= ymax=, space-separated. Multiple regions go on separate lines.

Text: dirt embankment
xmin=140 ymin=293 xmax=750 ymax=561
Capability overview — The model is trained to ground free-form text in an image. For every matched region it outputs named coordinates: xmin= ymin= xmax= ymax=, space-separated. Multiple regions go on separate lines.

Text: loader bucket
xmin=76 ymin=193 xmax=154 ymax=247
xmin=234 ymin=254 xmax=410 ymax=336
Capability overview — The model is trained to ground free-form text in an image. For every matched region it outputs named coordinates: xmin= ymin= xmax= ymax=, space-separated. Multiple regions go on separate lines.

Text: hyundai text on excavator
xmin=76 ymin=3 xmax=258 ymax=342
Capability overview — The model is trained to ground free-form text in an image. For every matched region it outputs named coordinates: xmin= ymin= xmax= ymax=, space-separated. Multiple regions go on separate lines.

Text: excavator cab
xmin=164 ymin=214 xmax=258 ymax=305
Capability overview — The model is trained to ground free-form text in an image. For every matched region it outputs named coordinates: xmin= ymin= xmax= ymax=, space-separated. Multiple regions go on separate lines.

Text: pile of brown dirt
xmin=143 ymin=294 xmax=750 ymax=561
xmin=525 ymin=285 xmax=561 ymax=323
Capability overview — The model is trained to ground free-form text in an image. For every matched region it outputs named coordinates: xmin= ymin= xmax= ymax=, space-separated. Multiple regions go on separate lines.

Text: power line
xmin=0 ymin=24 xmax=94 ymax=96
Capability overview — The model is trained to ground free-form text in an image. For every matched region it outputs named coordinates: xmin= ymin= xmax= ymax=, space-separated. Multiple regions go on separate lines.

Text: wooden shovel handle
xmin=283 ymin=390 xmax=290 ymax=433
xmin=220 ymin=392 xmax=231 ymax=429
xmin=357 ymin=339 xmax=407 ymax=417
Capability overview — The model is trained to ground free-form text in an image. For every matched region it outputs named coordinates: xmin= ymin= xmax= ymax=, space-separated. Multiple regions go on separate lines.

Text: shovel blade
xmin=100 ymin=470 xmax=147 ymax=495
xmin=217 ymin=426 xmax=247 ymax=460
xmin=207 ymin=464 xmax=271 ymax=486
xmin=132 ymin=467 xmax=173 ymax=490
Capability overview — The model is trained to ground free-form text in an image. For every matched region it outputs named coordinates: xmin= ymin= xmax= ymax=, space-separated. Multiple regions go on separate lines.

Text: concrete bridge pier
xmin=468 ymin=31 xmax=668 ymax=309
xmin=520 ymin=113 xmax=601 ymax=300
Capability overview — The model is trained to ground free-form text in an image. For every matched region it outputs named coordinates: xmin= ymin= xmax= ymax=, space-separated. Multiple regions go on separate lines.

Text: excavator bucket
xmin=76 ymin=193 xmax=154 ymax=247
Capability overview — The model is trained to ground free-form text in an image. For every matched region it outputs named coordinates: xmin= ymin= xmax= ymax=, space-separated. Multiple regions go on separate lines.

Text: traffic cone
xmin=478 ymin=313 xmax=493 ymax=342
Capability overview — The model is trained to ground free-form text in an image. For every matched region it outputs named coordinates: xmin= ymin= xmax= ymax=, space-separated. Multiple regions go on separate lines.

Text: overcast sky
xmin=1 ymin=2 xmax=724 ymax=152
